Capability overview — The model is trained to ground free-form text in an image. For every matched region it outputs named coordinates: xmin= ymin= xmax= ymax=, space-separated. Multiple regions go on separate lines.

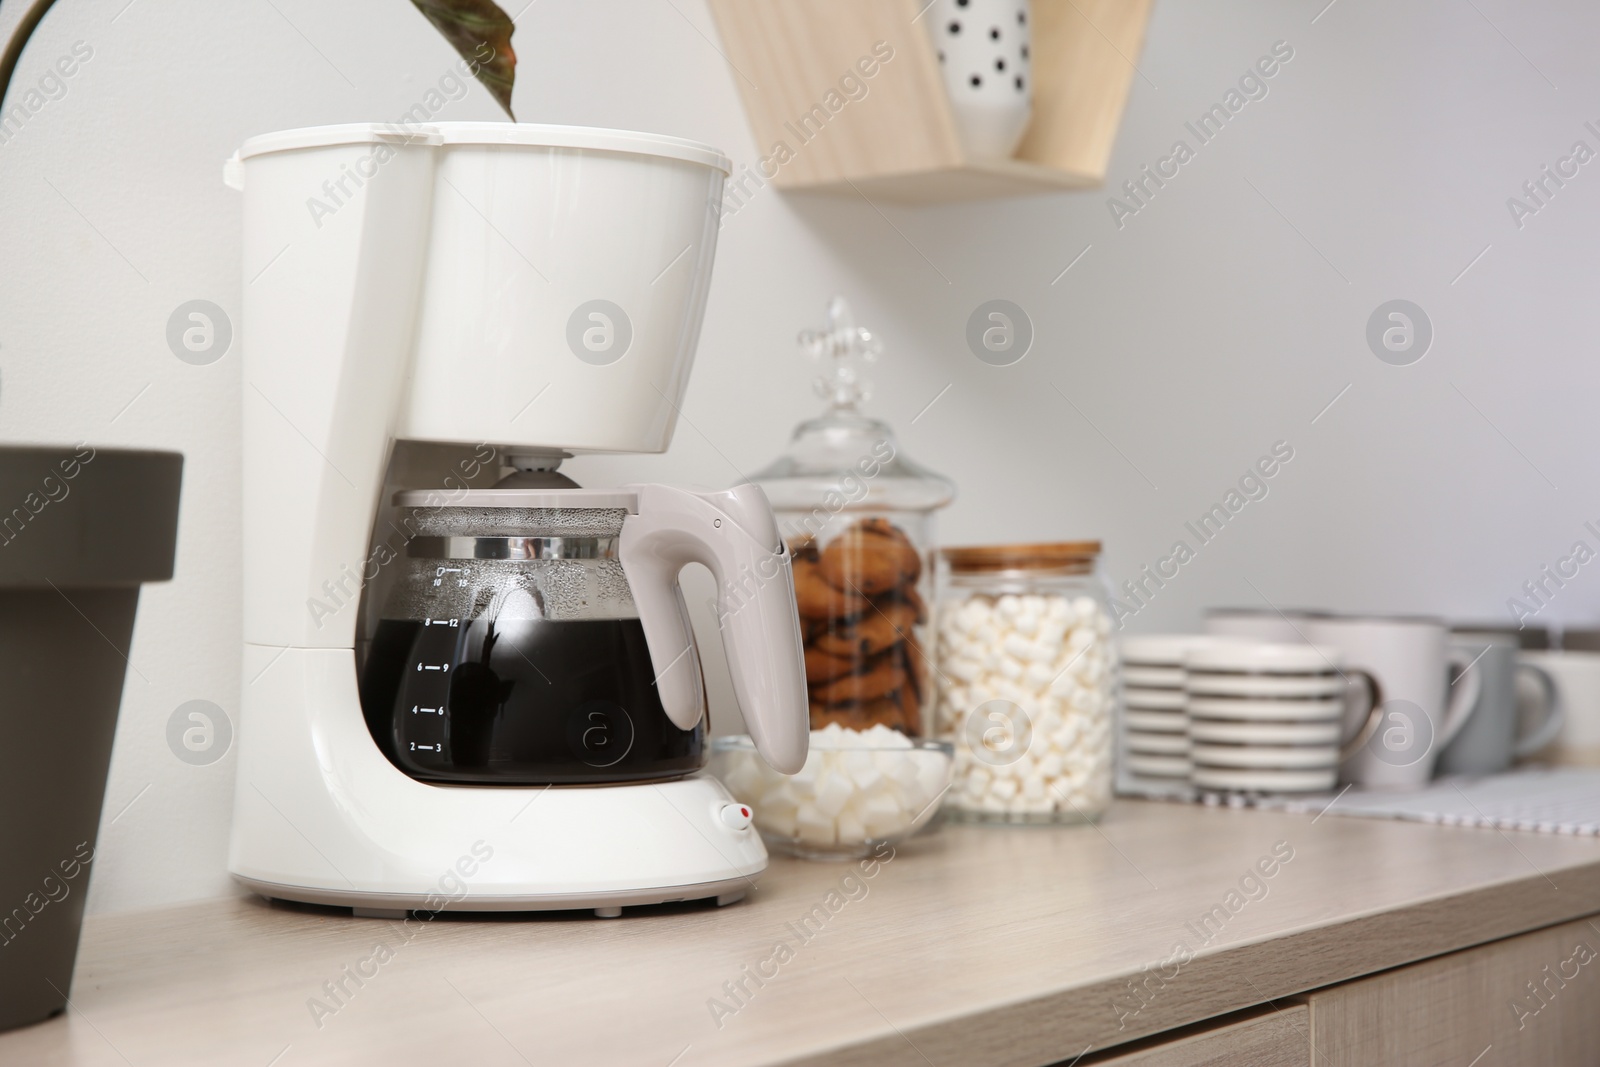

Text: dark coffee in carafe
xmin=361 ymin=613 xmax=704 ymax=784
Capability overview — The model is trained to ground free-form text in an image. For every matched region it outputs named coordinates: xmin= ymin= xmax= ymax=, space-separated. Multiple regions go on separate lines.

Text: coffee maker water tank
xmin=399 ymin=123 xmax=728 ymax=453
xmin=227 ymin=123 xmax=730 ymax=653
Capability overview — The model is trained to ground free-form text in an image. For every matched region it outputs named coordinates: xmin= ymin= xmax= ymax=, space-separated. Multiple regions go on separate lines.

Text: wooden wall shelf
xmin=705 ymin=0 xmax=1153 ymax=205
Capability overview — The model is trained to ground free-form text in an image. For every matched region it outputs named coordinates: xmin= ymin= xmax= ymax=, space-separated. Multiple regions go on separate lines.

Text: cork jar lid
xmin=942 ymin=541 xmax=1102 ymax=574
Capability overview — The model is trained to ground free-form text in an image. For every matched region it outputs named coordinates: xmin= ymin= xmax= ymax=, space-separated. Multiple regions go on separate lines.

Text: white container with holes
xmin=922 ymin=0 xmax=1033 ymax=158
xmin=935 ymin=542 xmax=1114 ymax=824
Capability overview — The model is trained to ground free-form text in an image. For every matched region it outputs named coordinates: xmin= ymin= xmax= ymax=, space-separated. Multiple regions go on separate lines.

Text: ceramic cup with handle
xmin=1306 ymin=615 xmax=1482 ymax=789
xmin=1437 ymin=635 xmax=1562 ymax=776
xmin=1453 ymin=622 xmax=1552 ymax=651
xmin=1184 ymin=641 xmax=1383 ymax=794
xmin=1204 ymin=607 xmax=1326 ymax=645
xmin=1518 ymin=650 xmax=1600 ymax=767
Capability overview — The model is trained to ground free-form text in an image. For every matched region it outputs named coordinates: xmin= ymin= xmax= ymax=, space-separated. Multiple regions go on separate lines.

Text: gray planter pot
xmin=0 ymin=446 xmax=181 ymax=1032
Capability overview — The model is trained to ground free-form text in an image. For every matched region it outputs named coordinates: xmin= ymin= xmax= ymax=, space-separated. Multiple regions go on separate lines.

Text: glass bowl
xmin=711 ymin=726 xmax=953 ymax=860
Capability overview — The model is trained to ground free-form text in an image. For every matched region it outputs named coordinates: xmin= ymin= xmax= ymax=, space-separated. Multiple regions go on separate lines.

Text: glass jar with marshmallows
xmin=935 ymin=542 xmax=1115 ymax=823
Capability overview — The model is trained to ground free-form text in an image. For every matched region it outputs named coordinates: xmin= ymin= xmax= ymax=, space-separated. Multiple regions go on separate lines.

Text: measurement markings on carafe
xmin=432 ymin=566 xmax=466 ymax=588
xmin=396 ymin=621 xmax=465 ymax=767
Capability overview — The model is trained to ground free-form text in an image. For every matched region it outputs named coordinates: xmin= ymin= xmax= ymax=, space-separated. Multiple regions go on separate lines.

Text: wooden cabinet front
xmin=1088 ymin=1007 xmax=1309 ymax=1066
xmin=1307 ymin=914 xmax=1600 ymax=1066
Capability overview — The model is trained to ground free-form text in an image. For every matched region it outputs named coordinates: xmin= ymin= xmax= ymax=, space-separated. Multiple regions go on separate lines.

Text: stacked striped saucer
xmin=1185 ymin=641 xmax=1348 ymax=794
xmin=1119 ymin=635 xmax=1233 ymax=797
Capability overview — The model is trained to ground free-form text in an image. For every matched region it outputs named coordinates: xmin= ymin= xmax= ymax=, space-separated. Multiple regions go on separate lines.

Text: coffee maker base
xmin=230 ymin=646 xmax=772 ymax=918
xmin=228 ymin=770 xmax=769 ymax=921
xmin=236 ymin=874 xmax=753 ymax=920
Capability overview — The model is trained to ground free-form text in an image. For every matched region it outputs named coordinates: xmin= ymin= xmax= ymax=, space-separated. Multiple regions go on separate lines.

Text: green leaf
xmin=410 ymin=0 xmax=518 ymax=119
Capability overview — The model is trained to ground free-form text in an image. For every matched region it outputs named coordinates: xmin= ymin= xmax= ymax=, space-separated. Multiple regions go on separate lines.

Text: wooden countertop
xmin=6 ymin=801 xmax=1599 ymax=1066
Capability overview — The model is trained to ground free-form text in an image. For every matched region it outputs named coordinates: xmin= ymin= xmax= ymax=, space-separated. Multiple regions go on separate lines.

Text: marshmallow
xmin=861 ymin=793 xmax=904 ymax=837
xmin=812 ymin=769 xmax=855 ymax=819
xmin=835 ymin=809 xmax=866 ymax=846
xmin=796 ymin=805 xmax=836 ymax=845
xmin=915 ymin=758 xmax=949 ymax=805
xmin=717 ymin=727 xmax=953 ymax=851
xmin=936 ymin=591 xmax=1114 ymax=820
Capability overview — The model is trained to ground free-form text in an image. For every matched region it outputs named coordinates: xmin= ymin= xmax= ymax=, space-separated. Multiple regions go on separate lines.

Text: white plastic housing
xmin=226 ymin=123 xmax=759 ymax=912
xmin=229 ymin=647 xmax=765 ymax=908
xmin=229 ymin=123 xmax=729 ymax=650
xmin=404 ymin=124 xmax=725 ymax=449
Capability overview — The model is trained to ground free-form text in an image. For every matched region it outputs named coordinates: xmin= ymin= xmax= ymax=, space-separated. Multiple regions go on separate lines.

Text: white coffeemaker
xmin=225 ymin=123 xmax=807 ymax=917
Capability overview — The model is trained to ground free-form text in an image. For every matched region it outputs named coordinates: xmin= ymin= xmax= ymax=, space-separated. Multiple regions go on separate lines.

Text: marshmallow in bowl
xmin=936 ymin=593 xmax=1114 ymax=818
xmin=717 ymin=724 xmax=950 ymax=850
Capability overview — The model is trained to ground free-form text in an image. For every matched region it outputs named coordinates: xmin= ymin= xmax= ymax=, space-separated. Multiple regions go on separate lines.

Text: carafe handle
xmin=620 ymin=483 xmax=809 ymax=773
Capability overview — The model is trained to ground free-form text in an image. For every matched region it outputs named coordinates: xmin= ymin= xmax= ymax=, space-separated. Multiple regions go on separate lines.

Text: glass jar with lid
xmin=749 ymin=297 xmax=955 ymax=739
xmin=935 ymin=542 xmax=1116 ymax=823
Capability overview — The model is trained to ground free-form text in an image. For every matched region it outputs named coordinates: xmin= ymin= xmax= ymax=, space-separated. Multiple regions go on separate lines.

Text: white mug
xmin=1204 ymin=607 xmax=1325 ymax=645
xmin=1184 ymin=641 xmax=1382 ymax=794
xmin=1305 ymin=616 xmax=1481 ymax=789
xmin=1519 ymin=651 xmax=1600 ymax=767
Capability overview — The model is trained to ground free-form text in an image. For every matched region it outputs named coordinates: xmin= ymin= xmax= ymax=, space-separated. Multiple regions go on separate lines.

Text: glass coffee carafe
xmin=359 ymin=493 xmax=707 ymax=785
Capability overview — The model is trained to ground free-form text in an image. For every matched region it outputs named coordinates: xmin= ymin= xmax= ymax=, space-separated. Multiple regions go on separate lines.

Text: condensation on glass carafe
xmin=384 ymin=506 xmax=635 ymax=622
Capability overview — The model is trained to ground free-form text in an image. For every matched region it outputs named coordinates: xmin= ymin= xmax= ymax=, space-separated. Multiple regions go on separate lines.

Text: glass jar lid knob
xmin=800 ymin=296 xmax=880 ymax=414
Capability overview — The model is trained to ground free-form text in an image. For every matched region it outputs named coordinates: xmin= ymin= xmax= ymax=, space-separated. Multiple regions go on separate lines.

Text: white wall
xmin=3 ymin=0 xmax=1597 ymax=916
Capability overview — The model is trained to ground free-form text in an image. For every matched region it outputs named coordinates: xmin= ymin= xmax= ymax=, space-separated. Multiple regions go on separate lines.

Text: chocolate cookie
xmin=814 ymin=660 xmax=906 ymax=706
xmin=883 ymin=582 xmax=927 ymax=624
xmin=792 ymin=552 xmax=870 ymax=620
xmin=814 ymin=602 xmax=919 ymax=659
xmin=894 ymin=685 xmax=921 ymax=734
xmin=857 ymin=694 xmax=921 ymax=735
xmin=817 ymin=521 xmax=922 ymax=597
xmin=804 ymin=646 xmax=855 ymax=684
xmin=857 ymin=517 xmax=912 ymax=544
xmin=892 ymin=636 xmax=926 ymax=701
xmin=811 ymin=705 xmax=870 ymax=731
